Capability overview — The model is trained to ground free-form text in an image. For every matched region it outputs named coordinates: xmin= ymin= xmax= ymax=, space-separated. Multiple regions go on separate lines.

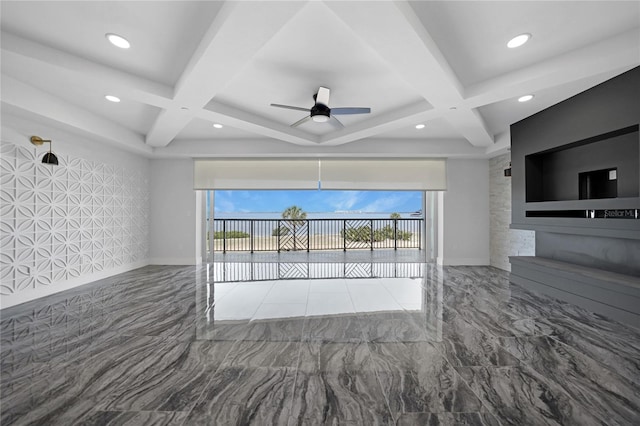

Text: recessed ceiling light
xmin=106 ymin=33 xmax=130 ymax=49
xmin=415 ymin=124 xmax=425 ymax=129
xmin=213 ymin=123 xmax=223 ymax=129
xmin=518 ymin=94 xmax=534 ymax=102
xmin=507 ymin=33 xmax=531 ymax=49
xmin=105 ymin=95 xmax=120 ymax=103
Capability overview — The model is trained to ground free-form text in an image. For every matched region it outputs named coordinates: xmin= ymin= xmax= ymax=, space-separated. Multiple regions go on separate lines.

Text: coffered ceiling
xmin=1 ymin=1 xmax=638 ymax=158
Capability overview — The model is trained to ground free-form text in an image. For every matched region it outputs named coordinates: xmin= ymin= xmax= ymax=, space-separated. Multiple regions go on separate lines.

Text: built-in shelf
xmin=525 ymin=125 xmax=639 ymax=203
xmin=510 ymin=221 xmax=640 ymax=242
xmin=525 ymin=208 xmax=639 ymax=219
xmin=524 ymin=197 xmax=640 ymax=210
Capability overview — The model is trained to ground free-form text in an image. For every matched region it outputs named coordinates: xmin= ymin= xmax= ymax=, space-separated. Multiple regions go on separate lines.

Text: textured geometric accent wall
xmin=0 ymin=141 xmax=149 ymax=297
xmin=489 ymin=153 xmax=534 ymax=271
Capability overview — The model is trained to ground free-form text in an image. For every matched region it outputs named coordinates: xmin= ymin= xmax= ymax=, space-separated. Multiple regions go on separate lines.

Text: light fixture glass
xmin=213 ymin=123 xmax=223 ymax=129
xmin=415 ymin=124 xmax=425 ymax=129
xmin=106 ymin=33 xmax=130 ymax=49
xmin=312 ymin=115 xmax=329 ymax=123
xmin=518 ymin=94 xmax=534 ymax=102
xmin=507 ymin=33 xmax=531 ymax=48
xmin=105 ymin=95 xmax=121 ymax=103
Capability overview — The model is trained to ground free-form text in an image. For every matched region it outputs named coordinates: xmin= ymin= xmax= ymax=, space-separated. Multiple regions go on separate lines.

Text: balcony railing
xmin=210 ymin=218 xmax=423 ymax=253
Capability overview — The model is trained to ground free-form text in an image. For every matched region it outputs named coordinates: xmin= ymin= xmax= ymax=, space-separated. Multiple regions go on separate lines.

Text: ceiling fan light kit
xmin=271 ymin=86 xmax=371 ymax=128
xmin=311 ymin=103 xmax=330 ymax=122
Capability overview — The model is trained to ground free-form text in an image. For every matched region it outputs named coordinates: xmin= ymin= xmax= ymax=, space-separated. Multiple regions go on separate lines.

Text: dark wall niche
xmin=511 ymin=66 xmax=640 ymax=234
xmin=525 ymin=126 xmax=639 ymax=202
xmin=579 ymin=168 xmax=617 ymax=200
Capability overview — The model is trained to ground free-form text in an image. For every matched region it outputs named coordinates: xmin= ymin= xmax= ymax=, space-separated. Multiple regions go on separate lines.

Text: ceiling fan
xmin=270 ymin=87 xmax=371 ymax=128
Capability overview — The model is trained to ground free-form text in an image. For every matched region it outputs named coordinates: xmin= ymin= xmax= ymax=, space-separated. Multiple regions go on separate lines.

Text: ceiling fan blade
xmin=331 ymin=107 xmax=371 ymax=115
xmin=270 ymin=103 xmax=309 ymax=112
xmin=331 ymin=115 xmax=344 ymax=128
xmin=316 ymin=87 xmax=330 ymax=106
xmin=291 ymin=115 xmax=312 ymax=128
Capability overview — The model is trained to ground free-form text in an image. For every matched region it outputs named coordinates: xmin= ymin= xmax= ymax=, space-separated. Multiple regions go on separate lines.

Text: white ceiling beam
xmin=464 ymin=28 xmax=640 ymax=108
xmin=322 ymin=1 xmax=494 ymax=147
xmin=145 ymin=1 xmax=306 ymax=147
xmin=446 ymin=108 xmax=494 ymax=147
xmin=318 ymin=101 xmax=435 ymax=146
xmin=1 ymin=75 xmax=151 ymax=155
xmin=485 ymin=130 xmax=511 ymax=158
xmin=0 ymin=32 xmax=173 ymax=109
xmin=154 ymin=136 xmax=483 ymax=159
xmin=197 ymin=101 xmax=318 ymax=146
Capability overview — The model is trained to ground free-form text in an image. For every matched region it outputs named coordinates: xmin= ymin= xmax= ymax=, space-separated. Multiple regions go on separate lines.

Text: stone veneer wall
xmin=489 ymin=153 xmax=534 ymax=271
xmin=0 ymin=141 xmax=150 ymax=307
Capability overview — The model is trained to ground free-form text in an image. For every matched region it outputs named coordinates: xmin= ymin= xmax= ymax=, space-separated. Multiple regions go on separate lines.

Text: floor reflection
xmin=196 ymin=262 xmax=443 ymax=342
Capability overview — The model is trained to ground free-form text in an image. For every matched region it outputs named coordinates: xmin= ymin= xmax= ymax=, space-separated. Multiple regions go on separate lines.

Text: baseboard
xmin=490 ymin=261 xmax=511 ymax=272
xmin=0 ymin=260 xmax=150 ymax=310
xmin=149 ymin=258 xmax=198 ymax=266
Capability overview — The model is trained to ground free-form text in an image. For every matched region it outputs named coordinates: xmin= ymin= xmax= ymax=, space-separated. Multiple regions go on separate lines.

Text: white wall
xmin=0 ymin=119 xmax=150 ymax=309
xmin=149 ymin=159 xmax=200 ymax=265
xmin=489 ymin=153 xmax=534 ymax=271
xmin=437 ymin=159 xmax=490 ymax=266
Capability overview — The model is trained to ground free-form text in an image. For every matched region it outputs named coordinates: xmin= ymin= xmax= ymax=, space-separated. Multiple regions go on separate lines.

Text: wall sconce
xmin=30 ymin=136 xmax=59 ymax=165
xmin=504 ymin=162 xmax=512 ymax=177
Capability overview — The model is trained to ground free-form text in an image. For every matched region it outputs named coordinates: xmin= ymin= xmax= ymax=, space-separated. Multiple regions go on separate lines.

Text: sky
xmin=213 ymin=190 xmax=422 ymax=213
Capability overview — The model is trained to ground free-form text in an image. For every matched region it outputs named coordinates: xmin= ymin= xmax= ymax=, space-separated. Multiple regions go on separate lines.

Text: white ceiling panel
xmin=411 ymin=1 xmax=640 ymax=86
xmin=0 ymin=1 xmax=223 ymax=86
xmin=175 ymin=118 xmax=262 ymax=141
xmin=1 ymin=1 xmax=638 ymax=158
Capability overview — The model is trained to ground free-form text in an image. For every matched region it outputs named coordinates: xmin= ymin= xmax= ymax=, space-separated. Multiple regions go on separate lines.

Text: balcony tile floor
xmin=1 ymin=262 xmax=639 ymax=425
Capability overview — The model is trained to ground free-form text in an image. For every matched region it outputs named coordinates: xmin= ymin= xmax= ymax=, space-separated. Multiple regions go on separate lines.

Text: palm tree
xmin=282 ymin=205 xmax=307 ymax=221
xmin=281 ymin=205 xmax=307 ymax=250
xmin=386 ymin=212 xmax=402 ymax=240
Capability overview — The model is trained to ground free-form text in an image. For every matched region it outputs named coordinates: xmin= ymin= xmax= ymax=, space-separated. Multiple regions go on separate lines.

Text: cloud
xmin=325 ymin=191 xmax=364 ymax=211
xmin=361 ymin=193 xmax=415 ymax=213
xmin=213 ymin=191 xmax=236 ymax=212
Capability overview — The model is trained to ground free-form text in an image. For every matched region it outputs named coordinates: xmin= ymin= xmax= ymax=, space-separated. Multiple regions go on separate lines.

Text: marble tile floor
xmin=1 ymin=263 xmax=639 ymax=425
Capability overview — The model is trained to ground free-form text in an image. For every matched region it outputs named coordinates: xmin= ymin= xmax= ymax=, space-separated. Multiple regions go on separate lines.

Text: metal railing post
xmin=343 ymin=219 xmax=347 ymax=252
xmin=293 ymin=221 xmax=297 ymax=251
xmin=370 ymin=219 xmax=374 ymax=251
xmin=394 ymin=219 xmax=398 ymax=250
xmin=277 ymin=219 xmax=281 ymax=253
xmin=222 ymin=220 xmax=226 ymax=253
xmin=250 ymin=220 xmax=254 ymax=253
xmin=306 ymin=219 xmax=310 ymax=252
